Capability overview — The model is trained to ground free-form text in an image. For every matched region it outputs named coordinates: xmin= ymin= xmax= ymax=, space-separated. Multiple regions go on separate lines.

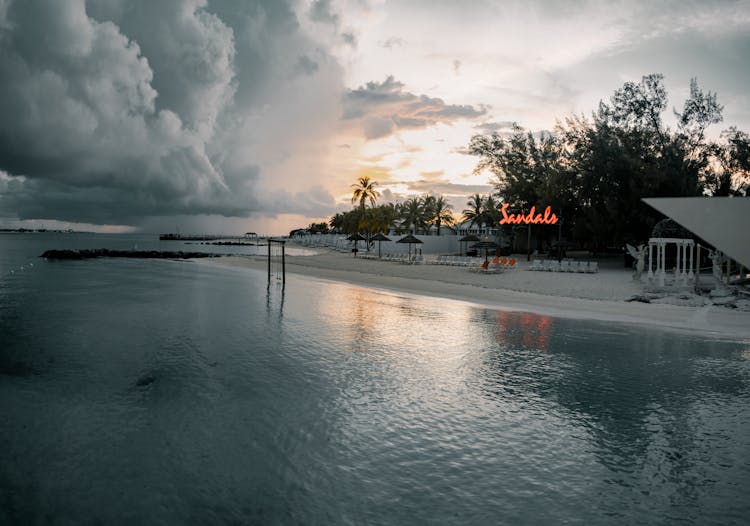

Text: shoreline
xmin=202 ymin=250 xmax=750 ymax=341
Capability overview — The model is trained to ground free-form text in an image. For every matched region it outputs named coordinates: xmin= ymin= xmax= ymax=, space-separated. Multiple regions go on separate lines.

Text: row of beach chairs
xmin=433 ymin=256 xmax=485 ymax=267
xmin=529 ymin=259 xmax=598 ymax=273
xmin=469 ymin=256 xmax=518 ymax=273
xmin=472 ymin=256 xmax=516 ymax=273
xmin=362 ymin=253 xmax=425 ymax=264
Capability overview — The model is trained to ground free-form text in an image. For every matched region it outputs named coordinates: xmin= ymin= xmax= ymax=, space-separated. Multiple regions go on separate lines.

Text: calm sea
xmin=1 ymin=233 xmax=749 ymax=525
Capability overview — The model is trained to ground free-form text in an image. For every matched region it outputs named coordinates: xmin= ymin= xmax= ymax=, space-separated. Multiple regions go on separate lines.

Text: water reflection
xmin=2 ymin=250 xmax=749 ymax=525
xmin=265 ymin=281 xmax=285 ymax=318
xmin=494 ymin=310 xmax=554 ymax=352
xmin=474 ymin=307 xmax=750 ymax=512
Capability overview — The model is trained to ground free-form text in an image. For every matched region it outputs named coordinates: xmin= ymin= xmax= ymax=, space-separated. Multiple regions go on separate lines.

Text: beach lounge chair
xmin=486 ymin=257 xmax=503 ymax=273
xmin=471 ymin=259 xmax=498 ymax=273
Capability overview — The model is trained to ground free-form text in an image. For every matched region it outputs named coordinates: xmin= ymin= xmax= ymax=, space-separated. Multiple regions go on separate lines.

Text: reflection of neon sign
xmin=499 ymin=203 xmax=558 ymax=225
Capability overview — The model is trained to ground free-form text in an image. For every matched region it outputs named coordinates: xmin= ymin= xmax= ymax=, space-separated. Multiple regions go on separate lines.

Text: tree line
xmin=468 ymin=74 xmax=749 ymax=250
xmin=295 ymin=75 xmax=748 ymax=247
xmin=327 ymin=181 xmax=456 ymax=236
xmin=304 ymin=178 xmax=503 ymax=237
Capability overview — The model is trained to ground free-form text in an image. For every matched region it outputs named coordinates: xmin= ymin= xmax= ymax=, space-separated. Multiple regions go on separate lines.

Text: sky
xmin=0 ymin=0 xmax=748 ymax=235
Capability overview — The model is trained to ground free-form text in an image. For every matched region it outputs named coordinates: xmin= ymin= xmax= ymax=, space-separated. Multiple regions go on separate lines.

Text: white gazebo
xmin=647 ymin=237 xmax=695 ymax=287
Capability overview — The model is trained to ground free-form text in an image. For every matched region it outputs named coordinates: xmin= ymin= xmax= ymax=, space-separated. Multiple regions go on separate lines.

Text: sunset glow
xmin=0 ymin=1 xmax=748 ymax=234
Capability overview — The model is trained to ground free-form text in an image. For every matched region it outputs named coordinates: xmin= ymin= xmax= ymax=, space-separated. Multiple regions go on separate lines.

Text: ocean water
xmin=1 ymin=233 xmax=749 ymax=525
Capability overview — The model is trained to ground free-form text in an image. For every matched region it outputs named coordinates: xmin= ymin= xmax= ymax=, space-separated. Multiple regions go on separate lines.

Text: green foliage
xmin=350 ymin=176 xmax=380 ymax=214
xmin=307 ymin=222 xmax=329 ymax=234
xmin=398 ymin=196 xmax=428 ymax=234
xmin=469 ymin=74 xmax=748 ymax=250
xmin=426 ymin=195 xmax=455 ymax=235
xmin=706 ymin=127 xmax=750 ymax=196
xmin=461 ymin=193 xmax=502 ymax=229
xmin=461 ymin=194 xmax=485 ymax=227
xmin=322 ymin=192 xmax=456 ymax=237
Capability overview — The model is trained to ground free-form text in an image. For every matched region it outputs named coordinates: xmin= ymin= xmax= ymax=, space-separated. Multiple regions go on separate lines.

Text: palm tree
xmin=329 ymin=212 xmax=345 ymax=233
xmin=364 ymin=204 xmax=397 ymax=235
xmin=400 ymin=196 xmax=427 ymax=234
xmin=482 ymin=194 xmax=501 ymax=229
xmin=430 ymin=195 xmax=455 ymax=235
xmin=462 ymin=194 xmax=485 ymax=229
xmin=351 ymin=175 xmax=380 ymax=247
xmin=351 ymin=176 xmax=380 ymax=225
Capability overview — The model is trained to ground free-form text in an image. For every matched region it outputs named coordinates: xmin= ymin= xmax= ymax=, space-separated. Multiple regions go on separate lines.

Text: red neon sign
xmin=499 ymin=203 xmax=558 ymax=225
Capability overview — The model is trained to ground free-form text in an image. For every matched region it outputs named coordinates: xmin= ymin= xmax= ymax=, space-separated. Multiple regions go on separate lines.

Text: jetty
xmin=40 ymin=249 xmax=224 ymax=260
xmin=159 ymin=232 xmax=260 ymax=242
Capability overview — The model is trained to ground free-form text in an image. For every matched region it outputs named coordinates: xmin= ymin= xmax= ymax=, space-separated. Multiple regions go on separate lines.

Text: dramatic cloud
xmin=0 ymin=0 xmax=345 ymax=227
xmin=1 ymin=0 xmax=747 ymax=233
xmin=309 ymin=0 xmax=339 ymax=26
xmin=343 ymin=76 xmax=487 ymax=139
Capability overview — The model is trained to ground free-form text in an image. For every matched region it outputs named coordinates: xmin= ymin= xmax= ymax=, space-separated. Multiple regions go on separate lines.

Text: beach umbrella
xmin=371 ymin=232 xmax=391 ymax=258
xmin=472 ymin=236 xmax=498 ymax=262
xmin=396 ymin=233 xmax=423 ymax=258
xmin=459 ymin=234 xmax=479 ymax=255
xmin=347 ymin=232 xmax=366 ymax=255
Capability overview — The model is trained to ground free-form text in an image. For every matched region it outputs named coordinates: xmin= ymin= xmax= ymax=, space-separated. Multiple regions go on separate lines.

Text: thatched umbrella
xmin=347 ymin=233 xmax=366 ymax=256
xmin=472 ymin=236 xmax=498 ymax=263
xmin=371 ymin=232 xmax=391 ymax=258
xmin=396 ymin=234 xmax=423 ymax=258
xmin=459 ymin=234 xmax=480 ymax=255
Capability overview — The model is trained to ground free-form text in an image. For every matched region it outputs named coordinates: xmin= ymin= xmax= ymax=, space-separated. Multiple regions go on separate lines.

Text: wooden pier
xmin=159 ymin=232 xmax=262 ymax=243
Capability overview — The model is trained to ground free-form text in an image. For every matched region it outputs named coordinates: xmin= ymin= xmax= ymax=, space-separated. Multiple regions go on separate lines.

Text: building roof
xmin=643 ymin=197 xmax=750 ymax=268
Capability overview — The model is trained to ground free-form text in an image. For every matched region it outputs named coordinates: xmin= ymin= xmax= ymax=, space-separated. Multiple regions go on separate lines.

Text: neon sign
xmin=499 ymin=203 xmax=558 ymax=225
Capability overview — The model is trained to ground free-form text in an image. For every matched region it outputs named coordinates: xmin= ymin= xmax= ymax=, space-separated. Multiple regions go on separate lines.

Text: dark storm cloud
xmin=0 ymin=0 xmax=344 ymax=225
xmin=309 ymin=0 xmax=339 ymax=25
xmin=343 ymin=76 xmax=487 ymax=139
xmin=294 ymin=55 xmax=319 ymax=76
xmin=341 ymin=32 xmax=357 ymax=46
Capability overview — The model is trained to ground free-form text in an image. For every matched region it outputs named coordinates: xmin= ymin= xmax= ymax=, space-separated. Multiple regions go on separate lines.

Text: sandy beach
xmin=208 ymin=247 xmax=750 ymax=340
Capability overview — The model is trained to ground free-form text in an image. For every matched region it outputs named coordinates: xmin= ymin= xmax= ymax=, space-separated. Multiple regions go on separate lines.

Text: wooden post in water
xmin=267 ymin=239 xmax=286 ymax=284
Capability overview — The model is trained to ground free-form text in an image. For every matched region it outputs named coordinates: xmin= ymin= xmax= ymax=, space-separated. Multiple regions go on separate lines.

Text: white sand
xmin=206 ymin=248 xmax=750 ymax=340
